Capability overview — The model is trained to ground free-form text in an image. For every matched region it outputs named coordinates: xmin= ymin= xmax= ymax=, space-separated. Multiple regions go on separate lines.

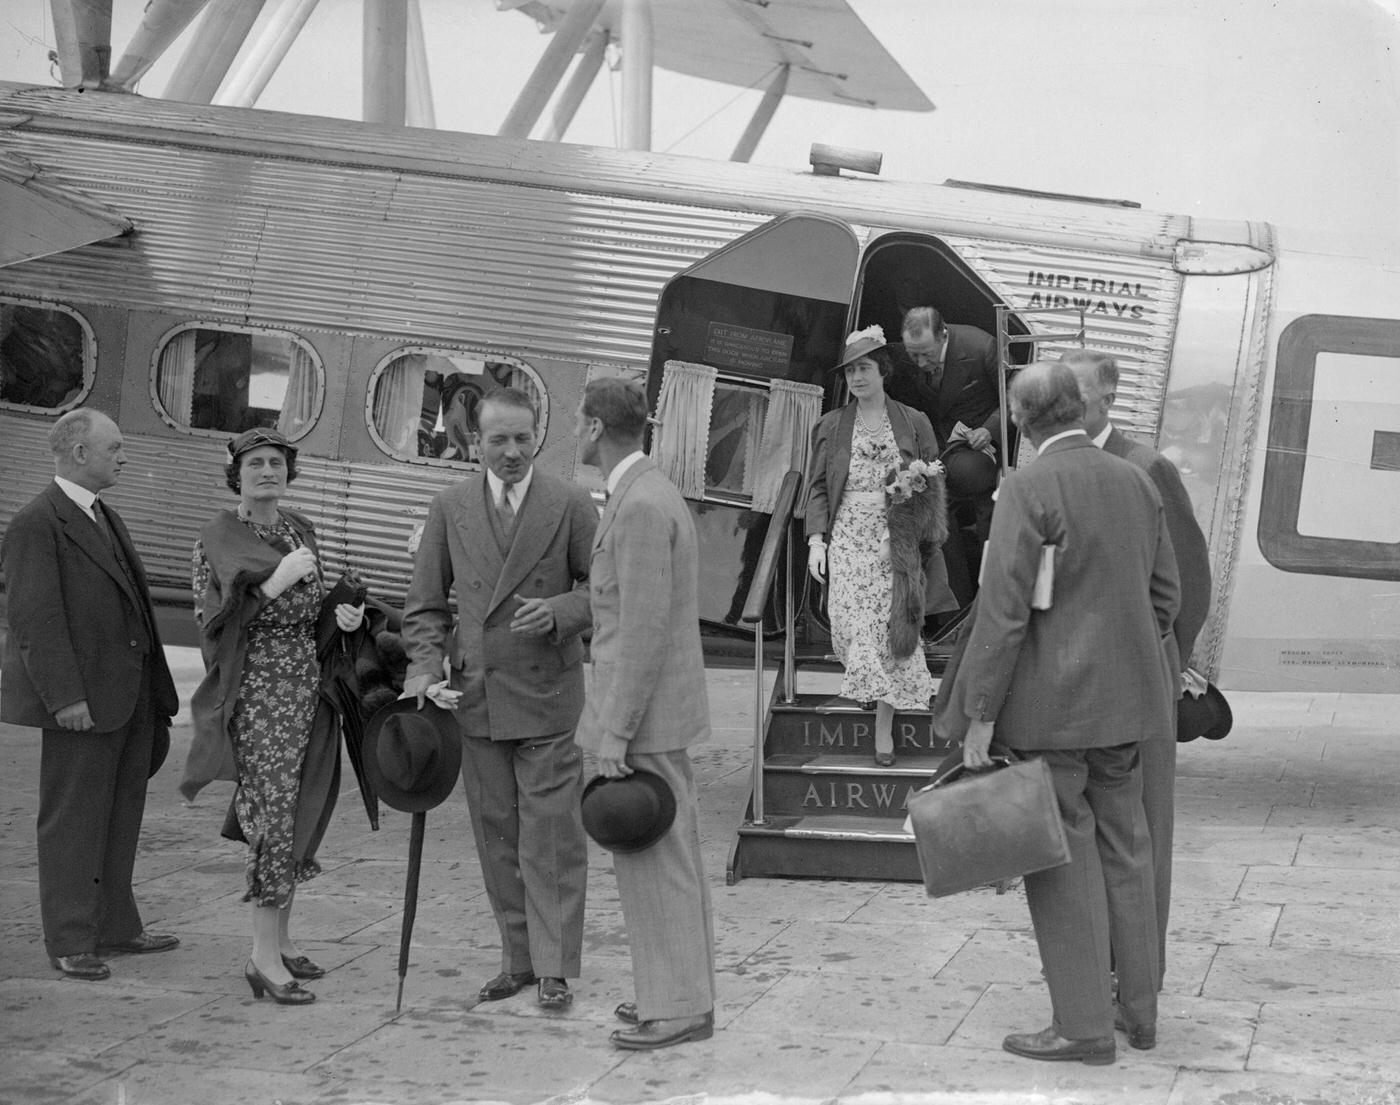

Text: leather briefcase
xmin=905 ymin=752 xmax=1071 ymax=898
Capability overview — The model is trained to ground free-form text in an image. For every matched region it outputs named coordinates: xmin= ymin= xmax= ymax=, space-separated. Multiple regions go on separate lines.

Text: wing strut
xmin=218 ymin=0 xmax=321 ymax=109
xmin=731 ymin=64 xmax=789 ymax=163
xmin=164 ymin=0 xmax=269 ymax=103
xmin=539 ymin=30 xmax=607 ymax=142
xmin=499 ymin=0 xmax=605 ymax=140
xmin=620 ymin=0 xmax=653 ymax=151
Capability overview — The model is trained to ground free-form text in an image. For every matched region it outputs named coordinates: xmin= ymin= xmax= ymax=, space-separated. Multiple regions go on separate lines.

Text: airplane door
xmin=646 ymin=213 xmax=860 ymax=633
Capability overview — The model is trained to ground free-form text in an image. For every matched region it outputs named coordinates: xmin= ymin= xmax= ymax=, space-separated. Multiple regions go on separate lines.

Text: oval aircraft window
xmin=152 ymin=324 xmax=323 ymax=439
xmin=0 ymin=300 xmax=94 ymax=412
xmin=368 ymin=349 xmax=549 ymax=466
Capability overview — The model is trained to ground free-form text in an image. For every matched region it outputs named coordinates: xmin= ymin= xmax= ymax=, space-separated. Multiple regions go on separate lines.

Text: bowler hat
xmin=363 ymin=698 xmax=462 ymax=812
xmin=1177 ymin=682 xmax=1233 ymax=743
xmin=834 ymin=324 xmax=887 ymax=371
xmin=580 ymin=770 xmax=677 ymax=853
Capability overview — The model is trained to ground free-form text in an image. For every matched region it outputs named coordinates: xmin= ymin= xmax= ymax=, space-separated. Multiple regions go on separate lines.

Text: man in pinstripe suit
xmin=573 ymin=377 xmax=716 ymax=1051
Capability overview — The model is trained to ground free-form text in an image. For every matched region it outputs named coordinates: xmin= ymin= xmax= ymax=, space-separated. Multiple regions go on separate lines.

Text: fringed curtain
xmin=653 ymin=360 xmax=717 ymax=499
xmin=156 ymin=330 xmax=196 ymax=425
xmin=372 ymin=354 xmax=428 ymax=454
xmin=276 ymin=344 xmax=319 ymax=438
xmin=750 ymin=378 xmax=824 ymax=513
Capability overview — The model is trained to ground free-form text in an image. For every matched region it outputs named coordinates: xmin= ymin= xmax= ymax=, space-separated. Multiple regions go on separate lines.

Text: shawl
xmin=887 ymin=466 xmax=949 ymax=659
xmin=181 ymin=508 xmax=345 ymax=862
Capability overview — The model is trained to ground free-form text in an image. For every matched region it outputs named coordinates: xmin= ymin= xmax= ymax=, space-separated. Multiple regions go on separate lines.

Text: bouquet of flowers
xmin=884 ymin=457 xmax=945 ymax=506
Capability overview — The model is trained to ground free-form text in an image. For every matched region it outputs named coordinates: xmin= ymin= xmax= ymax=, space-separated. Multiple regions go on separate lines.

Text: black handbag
xmin=906 ymin=750 xmax=1071 ymax=898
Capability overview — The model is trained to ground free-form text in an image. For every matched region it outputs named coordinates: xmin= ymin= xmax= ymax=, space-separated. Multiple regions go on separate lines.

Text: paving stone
xmin=1204 ymin=945 xmax=1400 ymax=1008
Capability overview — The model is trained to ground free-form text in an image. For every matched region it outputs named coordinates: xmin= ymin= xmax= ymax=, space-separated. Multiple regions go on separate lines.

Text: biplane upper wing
xmin=513 ymin=0 xmax=934 ymax=111
xmin=0 ymin=151 xmax=133 ymax=269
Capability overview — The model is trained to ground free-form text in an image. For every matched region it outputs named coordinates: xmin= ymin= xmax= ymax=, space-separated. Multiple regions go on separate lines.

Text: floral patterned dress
xmin=828 ymin=411 xmax=936 ymax=710
xmin=192 ymin=515 xmax=322 ymax=907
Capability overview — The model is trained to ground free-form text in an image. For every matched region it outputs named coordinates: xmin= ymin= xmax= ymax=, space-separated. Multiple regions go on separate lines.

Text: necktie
xmin=92 ymin=498 xmax=116 ymax=549
xmin=499 ymin=489 xmax=516 ymax=526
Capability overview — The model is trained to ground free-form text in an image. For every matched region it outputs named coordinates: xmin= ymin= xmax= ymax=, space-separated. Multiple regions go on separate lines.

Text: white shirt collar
xmin=486 ymin=465 xmax=533 ymax=511
xmin=1037 ymin=428 xmax=1089 ymax=455
xmin=54 ymin=475 xmax=98 ymax=520
xmin=606 ymin=451 xmax=647 ymax=496
xmin=1090 ymin=421 xmax=1114 ymax=449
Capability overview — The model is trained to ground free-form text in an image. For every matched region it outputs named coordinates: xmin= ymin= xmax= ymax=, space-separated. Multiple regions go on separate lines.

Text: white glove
xmin=807 ymin=541 xmax=827 ymax=584
xmin=264 ymin=547 xmax=316 ymax=598
xmin=334 ymin=602 xmax=365 ymax=632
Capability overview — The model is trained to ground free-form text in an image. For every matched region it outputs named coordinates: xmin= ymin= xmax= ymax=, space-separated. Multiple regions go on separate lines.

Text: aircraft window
xmin=0 ymin=301 xmax=93 ymax=411
xmin=368 ymin=349 xmax=548 ymax=466
xmin=153 ymin=325 xmax=322 ymax=439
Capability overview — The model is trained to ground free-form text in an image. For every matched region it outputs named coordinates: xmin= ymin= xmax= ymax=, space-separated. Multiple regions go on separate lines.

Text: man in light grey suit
xmin=402 ymin=386 xmax=597 ymax=1011
xmin=1064 ymin=349 xmax=1213 ymax=990
xmin=573 ymin=377 xmax=716 ymax=1051
xmin=960 ymin=362 xmax=1181 ymax=1065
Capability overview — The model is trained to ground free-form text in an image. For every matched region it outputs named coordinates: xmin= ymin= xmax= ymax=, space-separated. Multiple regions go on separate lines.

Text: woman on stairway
xmin=803 ymin=326 xmax=956 ymax=766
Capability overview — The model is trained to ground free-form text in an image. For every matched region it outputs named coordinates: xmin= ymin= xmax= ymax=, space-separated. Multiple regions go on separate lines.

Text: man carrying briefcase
xmin=945 ymin=363 xmax=1181 ymax=1066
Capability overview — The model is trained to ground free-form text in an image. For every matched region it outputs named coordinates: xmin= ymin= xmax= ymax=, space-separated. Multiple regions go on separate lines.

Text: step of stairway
xmin=760 ymin=754 xmax=944 ymax=819
xmin=728 ymin=814 xmax=923 ymax=883
xmin=766 ymin=694 xmax=953 ymax=759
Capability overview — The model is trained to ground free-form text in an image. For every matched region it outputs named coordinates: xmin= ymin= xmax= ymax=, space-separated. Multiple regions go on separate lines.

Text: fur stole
xmin=887 ymin=466 xmax=949 ymax=659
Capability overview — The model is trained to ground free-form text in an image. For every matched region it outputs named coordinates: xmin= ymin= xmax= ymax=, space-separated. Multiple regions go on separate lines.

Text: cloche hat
xmin=834 ymin=324 xmax=888 ymax=370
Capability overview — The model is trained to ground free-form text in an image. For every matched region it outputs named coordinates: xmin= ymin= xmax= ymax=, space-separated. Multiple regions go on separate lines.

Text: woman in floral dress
xmin=185 ymin=428 xmax=364 ymax=1005
xmin=804 ymin=327 xmax=955 ymax=765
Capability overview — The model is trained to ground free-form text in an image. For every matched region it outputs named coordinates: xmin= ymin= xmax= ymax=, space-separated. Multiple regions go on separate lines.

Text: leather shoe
xmin=282 ymin=955 xmax=326 ymax=980
xmin=50 ymin=953 xmax=110 ymax=980
xmin=1003 ymin=1025 xmax=1115 ymax=1065
xmin=611 ymin=1011 xmax=714 ymax=1050
xmin=1114 ymin=1008 xmax=1157 ymax=1050
xmin=537 ymin=977 xmax=572 ymax=1010
xmin=478 ymin=970 xmax=536 ymax=1002
xmin=614 ymin=1001 xmax=640 ymax=1025
xmin=98 ymin=931 xmax=178 ymax=955
xmin=874 ymin=751 xmax=896 ymax=767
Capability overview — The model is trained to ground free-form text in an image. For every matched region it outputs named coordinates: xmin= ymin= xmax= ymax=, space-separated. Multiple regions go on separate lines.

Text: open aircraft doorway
xmin=642 ymin=215 xmax=1031 ymax=662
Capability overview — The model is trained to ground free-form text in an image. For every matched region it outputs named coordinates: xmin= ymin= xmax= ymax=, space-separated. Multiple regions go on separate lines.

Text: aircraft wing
xmin=0 ymin=152 xmax=133 ymax=268
xmin=513 ymin=0 xmax=934 ymax=111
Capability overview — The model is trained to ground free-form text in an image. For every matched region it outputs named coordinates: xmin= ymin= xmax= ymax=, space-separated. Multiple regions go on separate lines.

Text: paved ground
xmin=2 ymin=647 xmax=1399 ymax=1105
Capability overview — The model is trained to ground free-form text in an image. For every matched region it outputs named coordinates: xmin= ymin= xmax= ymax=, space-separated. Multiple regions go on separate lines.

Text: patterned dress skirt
xmin=827 ymin=415 xmax=935 ymax=710
xmin=227 ymin=562 xmax=321 ymax=907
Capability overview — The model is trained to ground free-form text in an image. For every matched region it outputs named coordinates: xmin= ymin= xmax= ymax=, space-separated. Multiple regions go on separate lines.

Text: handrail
xmin=738 ymin=470 xmax=803 ymax=626
xmin=737 ymin=469 xmax=802 ymax=827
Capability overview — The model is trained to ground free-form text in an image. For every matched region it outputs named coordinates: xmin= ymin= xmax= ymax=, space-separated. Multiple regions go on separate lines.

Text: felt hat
xmin=362 ymin=698 xmax=462 ymax=812
xmin=580 ymin=770 xmax=677 ymax=854
xmin=228 ymin=426 xmax=298 ymax=463
xmin=1177 ymin=681 xmax=1233 ymax=743
xmin=834 ymin=324 xmax=888 ymax=371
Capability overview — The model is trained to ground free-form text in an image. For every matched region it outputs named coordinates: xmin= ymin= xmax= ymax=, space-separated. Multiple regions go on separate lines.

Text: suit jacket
xmin=958 ymin=435 xmax=1180 ymax=749
xmin=1 ymin=481 xmax=177 ymax=730
xmin=886 ymin=324 xmax=1002 ymax=448
xmin=803 ymin=398 xmax=940 ymax=538
xmin=1103 ymin=426 xmax=1212 ymax=664
xmin=575 ymin=458 xmax=709 ymax=754
xmin=402 ymin=469 xmax=597 ymax=740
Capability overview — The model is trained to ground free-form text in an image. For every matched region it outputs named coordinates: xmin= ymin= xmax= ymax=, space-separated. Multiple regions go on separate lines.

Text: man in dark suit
xmin=401 ymin=386 xmax=596 ymax=1011
xmin=1 ymin=409 xmax=180 ymax=980
xmin=885 ymin=306 xmax=1004 ymax=600
xmin=1064 ymin=349 xmax=1213 ymax=987
xmin=959 ymin=362 xmax=1181 ymax=1064
xmin=573 ymin=377 xmax=715 ymax=1051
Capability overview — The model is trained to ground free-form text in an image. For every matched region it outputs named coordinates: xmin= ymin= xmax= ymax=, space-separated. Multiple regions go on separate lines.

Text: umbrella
xmin=360 ymin=696 xmax=460 ymax=1012
xmin=396 ymin=811 xmax=425 ymax=1011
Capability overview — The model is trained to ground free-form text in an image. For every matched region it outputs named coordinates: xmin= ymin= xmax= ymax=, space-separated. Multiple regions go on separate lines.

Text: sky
xmin=1 ymin=0 xmax=1398 ymax=240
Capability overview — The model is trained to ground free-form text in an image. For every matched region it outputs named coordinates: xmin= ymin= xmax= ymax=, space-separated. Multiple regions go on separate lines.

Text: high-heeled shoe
xmin=281 ymin=954 xmax=325 ymax=980
xmin=874 ymin=749 xmax=896 ymax=767
xmin=245 ymin=959 xmax=316 ymax=1005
